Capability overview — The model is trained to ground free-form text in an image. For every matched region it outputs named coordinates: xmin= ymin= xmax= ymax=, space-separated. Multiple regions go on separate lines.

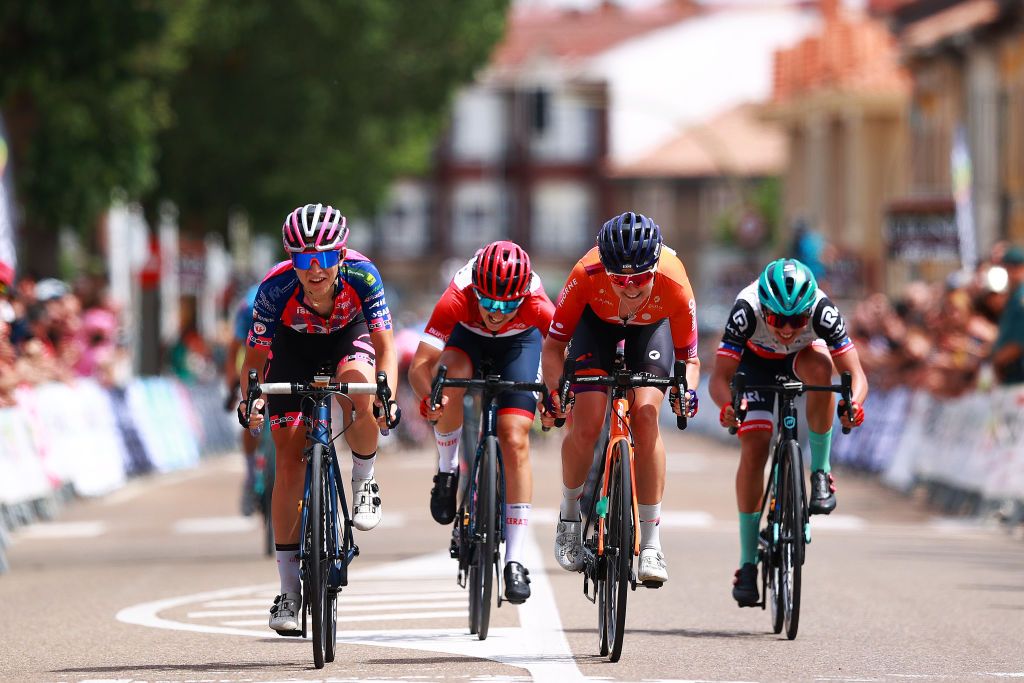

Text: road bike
xmin=428 ymin=363 xmax=547 ymax=640
xmin=554 ymin=350 xmax=688 ymax=662
xmin=245 ymin=367 xmax=398 ymax=668
xmin=729 ymin=370 xmax=852 ymax=640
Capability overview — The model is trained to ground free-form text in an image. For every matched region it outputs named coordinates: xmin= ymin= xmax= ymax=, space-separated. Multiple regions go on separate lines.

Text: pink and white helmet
xmin=282 ymin=203 xmax=348 ymax=253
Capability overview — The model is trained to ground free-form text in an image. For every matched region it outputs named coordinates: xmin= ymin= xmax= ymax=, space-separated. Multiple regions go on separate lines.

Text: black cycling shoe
xmin=732 ymin=563 xmax=759 ymax=607
xmin=429 ymin=471 xmax=458 ymax=525
xmin=808 ymin=469 xmax=837 ymax=515
xmin=503 ymin=561 xmax=531 ymax=604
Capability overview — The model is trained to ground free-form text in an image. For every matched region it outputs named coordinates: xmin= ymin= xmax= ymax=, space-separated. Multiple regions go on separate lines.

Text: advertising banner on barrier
xmin=0 ymin=408 xmax=50 ymax=504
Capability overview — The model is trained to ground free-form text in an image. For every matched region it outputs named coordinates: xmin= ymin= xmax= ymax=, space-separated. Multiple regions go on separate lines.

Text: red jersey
xmin=421 ymin=257 xmax=555 ymax=350
xmin=548 ymin=246 xmax=698 ymax=360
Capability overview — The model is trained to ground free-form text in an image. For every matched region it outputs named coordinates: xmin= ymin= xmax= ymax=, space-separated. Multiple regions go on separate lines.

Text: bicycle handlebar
xmin=252 ymin=370 xmax=399 ymax=435
xmin=553 ymin=356 xmax=689 ymax=430
xmin=728 ymin=370 xmax=854 ymax=435
xmin=428 ymin=364 xmax=550 ymax=430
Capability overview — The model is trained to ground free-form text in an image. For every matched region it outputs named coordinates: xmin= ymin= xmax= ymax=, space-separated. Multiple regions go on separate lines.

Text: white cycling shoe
xmin=638 ymin=548 xmax=669 ymax=584
xmin=269 ymin=591 xmax=301 ymax=632
xmin=554 ymin=516 xmax=584 ymax=572
xmin=352 ymin=477 xmax=382 ymax=531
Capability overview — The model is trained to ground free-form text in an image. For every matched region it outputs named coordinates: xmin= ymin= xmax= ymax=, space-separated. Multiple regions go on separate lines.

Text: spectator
xmin=991 ymin=245 xmax=1024 ymax=384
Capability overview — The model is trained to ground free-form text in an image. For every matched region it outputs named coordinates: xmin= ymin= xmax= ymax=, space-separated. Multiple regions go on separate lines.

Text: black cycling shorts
xmin=566 ymin=306 xmax=673 ymax=394
xmin=445 ymin=325 xmax=542 ymax=419
xmin=265 ymin=321 xmax=375 ymax=430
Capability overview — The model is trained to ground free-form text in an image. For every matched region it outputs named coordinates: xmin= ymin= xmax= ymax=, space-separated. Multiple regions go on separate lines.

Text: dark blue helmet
xmin=596 ymin=212 xmax=663 ymax=274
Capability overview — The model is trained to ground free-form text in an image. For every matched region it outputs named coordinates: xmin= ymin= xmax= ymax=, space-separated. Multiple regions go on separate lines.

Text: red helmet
xmin=472 ymin=241 xmax=532 ymax=300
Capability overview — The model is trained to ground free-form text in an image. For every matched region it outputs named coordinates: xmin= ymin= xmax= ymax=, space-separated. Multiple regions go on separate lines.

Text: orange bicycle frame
xmin=597 ymin=395 xmax=640 ymax=558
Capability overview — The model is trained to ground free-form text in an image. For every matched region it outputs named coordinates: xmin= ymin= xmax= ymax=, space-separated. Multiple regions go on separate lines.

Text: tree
xmin=153 ymin=0 xmax=508 ymax=238
xmin=0 ymin=1 xmax=203 ymax=275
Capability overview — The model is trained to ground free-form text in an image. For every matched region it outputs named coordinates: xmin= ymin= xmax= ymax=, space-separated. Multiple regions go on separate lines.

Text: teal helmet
xmin=757 ymin=258 xmax=817 ymax=316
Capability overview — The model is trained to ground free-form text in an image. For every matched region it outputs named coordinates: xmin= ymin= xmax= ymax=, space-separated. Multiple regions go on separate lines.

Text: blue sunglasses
xmin=477 ymin=295 xmax=524 ymax=314
xmin=292 ymin=250 xmax=341 ymax=270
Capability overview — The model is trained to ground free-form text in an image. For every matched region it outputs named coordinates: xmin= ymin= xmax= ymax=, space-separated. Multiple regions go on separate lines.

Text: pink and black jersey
xmin=247 ymin=250 xmax=392 ymax=348
xmin=421 ymin=258 xmax=554 ymax=350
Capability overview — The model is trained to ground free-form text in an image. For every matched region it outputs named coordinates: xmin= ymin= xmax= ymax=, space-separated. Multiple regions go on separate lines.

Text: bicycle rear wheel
xmin=780 ymin=440 xmax=804 ymax=640
xmin=603 ymin=440 xmax=632 ymax=662
xmin=469 ymin=435 xmax=497 ymax=640
xmin=308 ymin=442 xmax=327 ymax=669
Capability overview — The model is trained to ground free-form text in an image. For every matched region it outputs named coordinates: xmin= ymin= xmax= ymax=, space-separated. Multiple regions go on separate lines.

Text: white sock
xmin=504 ymin=503 xmax=531 ymax=564
xmin=275 ymin=548 xmax=301 ymax=595
xmin=351 ymin=451 xmax=376 ymax=481
xmin=560 ymin=483 xmax=585 ymax=521
xmin=434 ymin=426 xmax=462 ymax=473
xmin=638 ymin=502 xmax=662 ymax=551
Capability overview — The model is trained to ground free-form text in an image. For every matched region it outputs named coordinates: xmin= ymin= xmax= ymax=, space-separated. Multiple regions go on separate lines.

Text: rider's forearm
xmin=541 ymin=338 xmax=568 ymax=395
xmin=684 ymin=357 xmax=701 ymax=392
xmin=240 ymin=345 xmax=271 ymax=395
xmin=408 ymin=346 xmax=440 ymax=400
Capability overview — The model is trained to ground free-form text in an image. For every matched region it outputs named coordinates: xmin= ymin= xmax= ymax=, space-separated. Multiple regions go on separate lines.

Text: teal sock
xmin=809 ymin=428 xmax=833 ymax=474
xmin=739 ymin=512 xmax=761 ymax=566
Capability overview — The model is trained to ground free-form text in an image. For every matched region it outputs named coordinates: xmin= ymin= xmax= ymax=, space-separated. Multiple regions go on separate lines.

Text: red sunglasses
xmin=762 ymin=310 xmax=811 ymax=329
xmin=606 ymin=269 xmax=656 ymax=288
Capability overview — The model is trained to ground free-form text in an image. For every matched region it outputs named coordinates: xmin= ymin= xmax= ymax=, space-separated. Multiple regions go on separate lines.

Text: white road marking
xmin=201 ymin=590 xmax=467 ymax=607
xmin=14 ymin=521 xmax=107 ymax=539
xmin=173 ymin=516 xmax=258 ymax=534
xmin=117 ymin=533 xmax=587 ymax=681
xmin=189 ymin=600 xmax=466 ymax=618
xmin=221 ymin=610 xmax=470 ymax=626
xmin=806 ymin=514 xmax=867 ymax=531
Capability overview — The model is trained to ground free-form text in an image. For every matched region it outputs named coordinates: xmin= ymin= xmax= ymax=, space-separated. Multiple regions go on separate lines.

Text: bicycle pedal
xmin=274 ymin=629 xmax=303 ymax=638
xmin=640 ymin=580 xmax=663 ymax=589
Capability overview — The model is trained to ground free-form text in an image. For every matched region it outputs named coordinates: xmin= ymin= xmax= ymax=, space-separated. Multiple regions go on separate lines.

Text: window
xmin=451 ymin=89 xmax=507 ymax=163
xmin=451 ymin=181 xmax=506 ymax=255
xmin=379 ymin=181 xmax=429 ymax=257
xmin=531 ymin=182 xmax=593 ymax=255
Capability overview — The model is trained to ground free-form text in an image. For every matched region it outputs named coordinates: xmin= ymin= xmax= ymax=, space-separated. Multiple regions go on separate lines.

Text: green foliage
xmin=154 ymin=0 xmax=509 ymax=235
xmin=749 ymin=176 xmax=781 ymax=245
xmin=0 ymin=1 xmax=204 ymax=234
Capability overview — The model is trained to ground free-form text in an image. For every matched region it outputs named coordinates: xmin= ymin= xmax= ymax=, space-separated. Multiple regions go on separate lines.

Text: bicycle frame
xmin=429 ymin=364 xmax=547 ymax=640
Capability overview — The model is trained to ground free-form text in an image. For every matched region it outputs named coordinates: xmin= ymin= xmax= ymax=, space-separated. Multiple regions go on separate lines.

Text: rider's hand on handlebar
xmin=374 ymin=398 xmax=402 ymax=430
xmin=237 ymin=397 xmax=266 ymax=430
xmin=538 ymin=397 xmax=557 ymax=429
xmin=547 ymin=389 xmax=571 ymax=420
xmin=669 ymin=388 xmax=699 ymax=419
xmin=719 ymin=399 xmax=745 ymax=430
xmin=837 ymin=399 xmax=864 ymax=429
xmin=420 ymin=395 xmax=448 ymax=423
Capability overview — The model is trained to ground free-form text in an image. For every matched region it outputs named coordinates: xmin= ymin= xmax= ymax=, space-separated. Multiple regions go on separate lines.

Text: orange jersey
xmin=548 ymin=246 xmax=698 ymax=360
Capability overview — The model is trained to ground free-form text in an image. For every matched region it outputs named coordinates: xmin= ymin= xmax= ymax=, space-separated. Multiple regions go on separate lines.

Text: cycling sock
xmin=351 ymin=450 xmax=376 ymax=481
xmin=809 ymin=428 xmax=833 ymax=474
xmin=739 ymin=512 xmax=761 ymax=566
xmin=638 ymin=503 xmax=662 ymax=550
xmin=559 ymin=483 xmax=585 ymax=520
xmin=503 ymin=503 xmax=531 ymax=564
xmin=275 ymin=544 xmax=301 ymax=595
xmin=433 ymin=426 xmax=462 ymax=474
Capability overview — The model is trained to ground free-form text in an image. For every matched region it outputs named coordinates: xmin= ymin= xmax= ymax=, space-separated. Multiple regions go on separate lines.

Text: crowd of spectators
xmin=846 ymin=242 xmax=1024 ymax=397
xmin=0 ymin=261 xmax=127 ymax=407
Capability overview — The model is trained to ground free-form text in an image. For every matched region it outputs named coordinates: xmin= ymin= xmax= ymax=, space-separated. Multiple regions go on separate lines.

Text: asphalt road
xmin=2 ymin=428 xmax=1023 ymax=682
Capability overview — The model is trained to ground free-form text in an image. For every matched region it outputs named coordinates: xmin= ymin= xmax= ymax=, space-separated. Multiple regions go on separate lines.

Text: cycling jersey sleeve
xmin=717 ymin=299 xmax=757 ymax=361
xmin=248 ymin=274 xmax=291 ymax=348
xmin=668 ymin=282 xmax=699 ymax=361
xmin=422 ymin=286 xmax=470 ymax=350
xmin=548 ymin=261 xmax=590 ymax=343
xmin=521 ymin=287 xmax=556 ymax=337
xmin=810 ymin=296 xmax=855 ymax=357
xmin=344 ymin=260 xmax=393 ymax=332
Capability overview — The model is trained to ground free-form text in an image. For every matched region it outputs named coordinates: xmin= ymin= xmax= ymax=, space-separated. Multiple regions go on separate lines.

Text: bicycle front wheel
xmin=308 ymin=442 xmax=327 ymax=669
xmin=780 ymin=440 xmax=804 ymax=640
xmin=323 ymin=456 xmax=339 ymax=663
xmin=469 ymin=435 xmax=497 ymax=640
xmin=603 ymin=440 xmax=633 ymax=662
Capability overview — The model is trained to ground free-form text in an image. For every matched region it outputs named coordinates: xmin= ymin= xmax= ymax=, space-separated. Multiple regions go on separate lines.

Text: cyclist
xmin=224 ymin=282 xmax=261 ymax=515
xmin=542 ymin=211 xmax=700 ymax=585
xmin=236 ymin=203 xmax=400 ymax=633
xmin=408 ymin=240 xmax=554 ymax=604
xmin=708 ymin=258 xmax=867 ymax=607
